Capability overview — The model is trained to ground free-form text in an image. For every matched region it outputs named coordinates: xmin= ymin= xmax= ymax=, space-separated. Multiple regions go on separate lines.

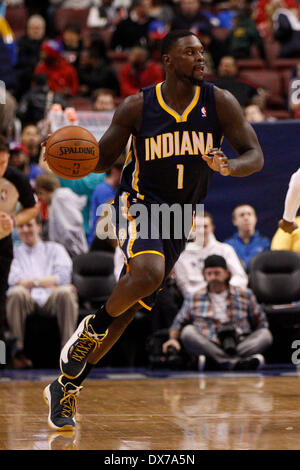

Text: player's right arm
xmin=94 ymin=93 xmax=143 ymax=173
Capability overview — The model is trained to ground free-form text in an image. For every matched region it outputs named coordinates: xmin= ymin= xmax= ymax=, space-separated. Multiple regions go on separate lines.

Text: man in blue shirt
xmin=88 ymin=162 xmax=123 ymax=246
xmin=225 ymin=204 xmax=270 ymax=270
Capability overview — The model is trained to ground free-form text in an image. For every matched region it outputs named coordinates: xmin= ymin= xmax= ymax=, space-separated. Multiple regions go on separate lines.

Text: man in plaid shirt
xmin=163 ymin=254 xmax=272 ymax=371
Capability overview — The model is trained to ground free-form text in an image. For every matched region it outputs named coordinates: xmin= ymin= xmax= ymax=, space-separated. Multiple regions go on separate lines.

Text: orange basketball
xmin=45 ymin=126 xmax=99 ymax=180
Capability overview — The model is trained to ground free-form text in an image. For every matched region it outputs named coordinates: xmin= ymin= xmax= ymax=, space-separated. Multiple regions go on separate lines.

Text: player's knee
xmin=131 ymin=257 xmax=165 ymax=297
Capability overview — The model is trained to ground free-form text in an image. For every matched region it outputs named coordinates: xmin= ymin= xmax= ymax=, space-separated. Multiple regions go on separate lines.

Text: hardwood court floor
xmin=1 ymin=374 xmax=300 ymax=450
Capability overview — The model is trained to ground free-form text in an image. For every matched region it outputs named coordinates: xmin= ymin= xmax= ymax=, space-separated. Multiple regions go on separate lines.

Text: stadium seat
xmin=249 ymin=250 xmax=300 ymax=327
xmin=249 ymin=250 xmax=300 ymax=363
xmin=5 ymin=6 xmax=27 ymax=39
xmin=54 ymin=8 xmax=90 ymax=34
xmin=263 ymin=36 xmax=280 ymax=67
xmin=72 ymin=251 xmax=116 ymax=319
xmin=239 ymin=69 xmax=284 ymax=108
xmin=236 ymin=59 xmax=267 ymax=70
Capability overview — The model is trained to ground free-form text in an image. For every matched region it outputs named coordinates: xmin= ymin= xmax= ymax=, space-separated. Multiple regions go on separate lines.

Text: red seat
xmin=237 ymin=59 xmax=267 ymax=70
xmin=5 ymin=6 xmax=28 ymax=39
xmin=273 ymin=58 xmax=299 ymax=70
xmin=239 ymin=69 xmax=284 ymax=108
xmin=281 ymin=68 xmax=292 ymax=96
xmin=264 ymin=109 xmax=291 ymax=120
xmin=54 ymin=8 xmax=90 ymax=34
xmin=263 ymin=37 xmax=280 ymax=67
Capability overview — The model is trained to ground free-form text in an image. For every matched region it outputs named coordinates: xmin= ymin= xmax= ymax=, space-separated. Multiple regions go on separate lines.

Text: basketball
xmin=45 ymin=126 xmax=99 ymax=179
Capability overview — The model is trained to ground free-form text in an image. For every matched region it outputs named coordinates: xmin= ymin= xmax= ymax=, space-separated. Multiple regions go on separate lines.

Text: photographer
xmin=162 ymin=255 xmax=272 ymax=371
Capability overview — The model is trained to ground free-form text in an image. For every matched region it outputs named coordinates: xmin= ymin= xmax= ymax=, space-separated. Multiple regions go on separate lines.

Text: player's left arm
xmin=202 ymin=87 xmax=264 ymax=177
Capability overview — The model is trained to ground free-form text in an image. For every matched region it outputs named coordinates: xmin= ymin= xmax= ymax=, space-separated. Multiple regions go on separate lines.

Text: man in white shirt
xmin=279 ymin=168 xmax=300 ymax=233
xmin=174 ymin=212 xmax=248 ymax=297
xmin=7 ymin=216 xmax=78 ymax=368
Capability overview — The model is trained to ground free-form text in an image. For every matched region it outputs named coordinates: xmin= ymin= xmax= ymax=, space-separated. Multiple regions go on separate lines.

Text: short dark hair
xmin=0 ymin=135 xmax=10 ymax=153
xmin=35 ymin=173 xmax=60 ymax=192
xmin=161 ymin=30 xmax=198 ymax=56
xmin=64 ymin=22 xmax=81 ymax=35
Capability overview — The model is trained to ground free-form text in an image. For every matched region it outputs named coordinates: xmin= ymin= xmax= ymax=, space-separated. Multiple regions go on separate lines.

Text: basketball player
xmin=44 ymin=30 xmax=264 ymax=431
xmin=278 ymin=168 xmax=300 ymax=233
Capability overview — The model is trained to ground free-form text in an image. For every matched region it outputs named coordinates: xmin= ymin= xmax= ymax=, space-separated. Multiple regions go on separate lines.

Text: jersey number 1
xmin=177 ymin=164 xmax=184 ymax=189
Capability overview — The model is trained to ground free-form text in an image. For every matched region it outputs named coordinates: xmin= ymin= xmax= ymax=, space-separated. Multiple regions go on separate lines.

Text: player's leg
xmin=60 ymin=252 xmax=165 ymax=379
xmin=44 ymin=304 xmax=139 ymax=431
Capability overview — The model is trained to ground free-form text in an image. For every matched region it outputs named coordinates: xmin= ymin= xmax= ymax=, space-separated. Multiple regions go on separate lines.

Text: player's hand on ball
xmin=278 ymin=218 xmax=298 ymax=233
xmin=41 ymin=134 xmax=52 ymax=161
xmin=202 ymin=148 xmax=231 ymax=176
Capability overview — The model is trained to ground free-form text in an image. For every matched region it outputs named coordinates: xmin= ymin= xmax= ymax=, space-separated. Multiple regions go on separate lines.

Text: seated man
xmin=163 ymin=255 xmax=272 ymax=371
xmin=174 ymin=211 xmax=248 ymax=297
xmin=6 ymin=215 xmax=78 ymax=368
xmin=225 ymin=204 xmax=270 ymax=271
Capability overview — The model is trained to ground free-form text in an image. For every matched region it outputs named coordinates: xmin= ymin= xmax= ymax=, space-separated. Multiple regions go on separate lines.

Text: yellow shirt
xmin=271 ymin=216 xmax=300 ymax=253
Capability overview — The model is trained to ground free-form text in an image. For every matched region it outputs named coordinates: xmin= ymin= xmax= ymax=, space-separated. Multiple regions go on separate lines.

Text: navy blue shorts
xmin=112 ymin=191 xmax=191 ymax=310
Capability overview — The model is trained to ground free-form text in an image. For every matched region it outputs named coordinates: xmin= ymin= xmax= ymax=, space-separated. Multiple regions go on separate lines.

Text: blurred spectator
xmin=0 ymin=135 xmax=38 ymax=345
xmin=197 ymin=23 xmax=227 ymax=74
xmin=88 ymin=162 xmax=123 ymax=245
xmin=9 ymin=141 xmax=44 ymax=188
xmin=272 ymin=3 xmax=300 ymax=57
xmin=57 ymin=172 xmax=106 ymax=236
xmin=7 ymin=215 xmax=78 ymax=368
xmin=245 ymin=103 xmax=269 ymax=122
xmin=87 ymin=0 xmax=128 ymax=29
xmin=110 ymin=0 xmax=154 ymax=50
xmin=225 ymin=204 xmax=270 ymax=271
xmin=21 ymin=124 xmax=42 ymax=164
xmin=120 ymin=45 xmax=164 ymax=97
xmin=17 ymin=73 xmax=66 ymax=126
xmin=0 ymin=91 xmax=17 ymax=139
xmin=60 ymin=22 xmax=83 ymax=71
xmin=0 ymin=35 xmax=16 ymax=93
xmin=24 ymin=0 xmax=57 ymax=38
xmin=254 ymin=0 xmax=299 ymax=35
xmin=289 ymin=60 xmax=300 ymax=118
xmin=174 ymin=212 xmax=248 ymax=297
xmin=271 ymin=217 xmax=300 ymax=253
xmin=148 ymin=19 xmax=168 ymax=62
xmin=162 ymin=254 xmax=272 ymax=371
xmin=225 ymin=0 xmax=265 ymax=59
xmin=34 ymin=39 xmax=79 ymax=97
xmin=34 ymin=172 xmax=60 ymax=238
xmin=35 ymin=173 xmax=88 ymax=255
xmin=214 ymin=56 xmax=259 ymax=107
xmin=170 ymin=0 xmax=211 ymax=35
xmin=214 ymin=0 xmax=238 ymax=29
xmin=93 ymin=88 xmax=116 ymax=111
xmin=78 ymin=40 xmax=120 ymax=96
xmin=150 ymin=0 xmax=175 ymax=26
xmin=15 ymin=15 xmax=46 ymax=99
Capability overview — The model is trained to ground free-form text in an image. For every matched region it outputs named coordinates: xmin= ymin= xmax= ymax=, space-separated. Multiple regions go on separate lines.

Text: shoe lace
xmin=60 ymin=386 xmax=82 ymax=418
xmin=71 ymin=328 xmax=107 ymax=362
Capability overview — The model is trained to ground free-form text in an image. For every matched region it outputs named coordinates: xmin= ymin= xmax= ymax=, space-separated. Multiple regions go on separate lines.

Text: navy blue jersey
xmin=120 ymin=81 xmax=223 ymax=206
